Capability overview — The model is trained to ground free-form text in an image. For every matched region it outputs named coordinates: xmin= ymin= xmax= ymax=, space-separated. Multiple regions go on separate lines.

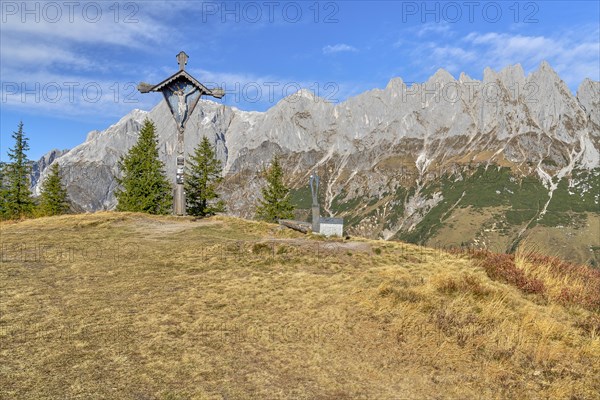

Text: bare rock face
xmin=33 ymin=62 xmax=600 ymax=262
xmin=577 ymin=78 xmax=600 ymax=134
xmin=31 ymin=148 xmax=69 ymax=191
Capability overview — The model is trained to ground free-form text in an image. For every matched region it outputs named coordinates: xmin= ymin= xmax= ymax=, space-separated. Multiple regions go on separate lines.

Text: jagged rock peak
xmin=86 ymin=130 xmax=101 ymax=142
xmin=577 ymin=78 xmax=600 ymax=99
xmin=428 ymin=68 xmax=455 ymax=83
xmin=459 ymin=72 xmax=476 ymax=83
xmin=498 ymin=63 xmax=526 ymax=85
xmin=538 ymin=60 xmax=556 ymax=73
xmin=291 ymin=88 xmax=322 ymax=101
xmin=119 ymin=108 xmax=148 ymax=124
xmin=272 ymin=88 xmax=331 ymax=110
xmin=483 ymin=66 xmax=498 ymax=83
xmin=385 ymin=77 xmax=404 ymax=90
xmin=577 ymin=78 xmax=600 ymax=127
xmin=529 ymin=60 xmax=564 ymax=86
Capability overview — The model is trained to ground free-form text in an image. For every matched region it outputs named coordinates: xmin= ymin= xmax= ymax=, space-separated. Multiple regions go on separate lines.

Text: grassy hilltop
xmin=1 ymin=213 xmax=599 ymax=399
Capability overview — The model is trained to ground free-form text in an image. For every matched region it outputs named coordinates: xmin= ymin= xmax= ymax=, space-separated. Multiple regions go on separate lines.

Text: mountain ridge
xmin=31 ymin=61 xmax=600 ymax=263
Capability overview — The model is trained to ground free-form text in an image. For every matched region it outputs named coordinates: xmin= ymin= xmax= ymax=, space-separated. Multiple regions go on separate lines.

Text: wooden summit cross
xmin=137 ymin=51 xmax=224 ymax=215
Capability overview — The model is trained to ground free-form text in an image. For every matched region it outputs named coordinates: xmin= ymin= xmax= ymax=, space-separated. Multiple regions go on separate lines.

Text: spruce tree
xmin=38 ymin=162 xmax=70 ymax=216
xmin=3 ymin=122 xmax=35 ymax=219
xmin=0 ymin=162 xmax=7 ymax=219
xmin=115 ymin=119 xmax=172 ymax=214
xmin=255 ymin=155 xmax=295 ymax=222
xmin=185 ymin=136 xmax=225 ymax=217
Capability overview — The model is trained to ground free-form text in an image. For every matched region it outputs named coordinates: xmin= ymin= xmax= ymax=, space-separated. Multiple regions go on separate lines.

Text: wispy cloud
xmin=462 ymin=29 xmax=599 ymax=82
xmin=1 ymin=3 xmax=175 ymax=51
xmin=0 ymin=2 xmax=181 ymax=118
xmin=187 ymin=67 xmax=347 ymax=110
xmin=0 ymin=67 xmax=158 ymax=120
xmin=393 ymin=22 xmax=455 ymax=48
xmin=322 ymin=44 xmax=358 ymax=55
xmin=406 ymin=25 xmax=600 ymax=87
xmin=416 ymin=22 xmax=454 ymax=38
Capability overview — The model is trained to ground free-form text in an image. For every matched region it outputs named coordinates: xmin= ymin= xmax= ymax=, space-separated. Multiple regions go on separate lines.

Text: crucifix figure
xmin=172 ymin=83 xmax=189 ymax=125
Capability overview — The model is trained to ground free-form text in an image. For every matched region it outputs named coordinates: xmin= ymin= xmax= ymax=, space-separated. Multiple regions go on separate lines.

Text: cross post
xmin=137 ymin=51 xmax=225 ymax=215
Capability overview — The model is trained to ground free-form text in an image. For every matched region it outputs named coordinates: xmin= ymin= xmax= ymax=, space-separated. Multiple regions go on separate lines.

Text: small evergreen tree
xmin=115 ymin=119 xmax=172 ymax=214
xmin=185 ymin=136 xmax=225 ymax=217
xmin=2 ymin=122 xmax=35 ymax=219
xmin=0 ymin=162 xmax=7 ymax=219
xmin=255 ymin=155 xmax=295 ymax=222
xmin=38 ymin=162 xmax=70 ymax=216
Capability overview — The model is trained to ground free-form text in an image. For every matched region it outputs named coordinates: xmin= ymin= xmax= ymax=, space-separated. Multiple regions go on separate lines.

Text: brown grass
xmin=456 ymin=246 xmax=600 ymax=313
xmin=1 ymin=212 xmax=599 ymax=399
xmin=517 ymin=249 xmax=600 ymax=312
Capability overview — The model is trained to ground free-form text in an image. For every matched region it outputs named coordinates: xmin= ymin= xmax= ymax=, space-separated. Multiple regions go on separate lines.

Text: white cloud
xmin=0 ymin=3 xmax=174 ymax=49
xmin=0 ymin=67 xmax=157 ymax=119
xmin=411 ymin=26 xmax=600 ymax=87
xmin=464 ymin=29 xmax=600 ymax=84
xmin=0 ymin=2 xmax=183 ymax=75
xmin=463 ymin=32 xmax=556 ymax=64
xmin=394 ymin=22 xmax=456 ymax=48
xmin=417 ymin=22 xmax=454 ymax=38
xmin=430 ymin=46 xmax=476 ymax=63
xmin=187 ymin=68 xmax=345 ymax=109
xmin=322 ymin=44 xmax=358 ymax=55
xmin=0 ymin=2 xmax=181 ymax=118
xmin=1 ymin=41 xmax=93 ymax=70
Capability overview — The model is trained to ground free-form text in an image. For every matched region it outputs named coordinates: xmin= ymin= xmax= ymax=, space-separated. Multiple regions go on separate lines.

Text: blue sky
xmin=1 ymin=1 xmax=599 ymax=160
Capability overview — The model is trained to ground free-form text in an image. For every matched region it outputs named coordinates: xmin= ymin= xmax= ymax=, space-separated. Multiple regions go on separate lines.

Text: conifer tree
xmin=115 ymin=119 xmax=172 ymax=214
xmin=38 ymin=162 xmax=70 ymax=216
xmin=255 ymin=155 xmax=295 ymax=222
xmin=185 ymin=136 xmax=225 ymax=217
xmin=2 ymin=122 xmax=35 ymax=219
xmin=0 ymin=162 xmax=7 ymax=219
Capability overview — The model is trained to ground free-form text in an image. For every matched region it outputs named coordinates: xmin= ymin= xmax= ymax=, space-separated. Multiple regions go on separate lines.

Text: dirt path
xmin=130 ymin=217 xmax=223 ymax=235
xmin=252 ymin=237 xmax=373 ymax=253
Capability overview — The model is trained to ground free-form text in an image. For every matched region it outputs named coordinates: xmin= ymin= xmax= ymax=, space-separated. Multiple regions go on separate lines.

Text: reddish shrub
xmin=524 ymin=254 xmax=600 ymax=311
xmin=453 ymin=248 xmax=600 ymax=311
xmin=454 ymin=250 xmax=546 ymax=296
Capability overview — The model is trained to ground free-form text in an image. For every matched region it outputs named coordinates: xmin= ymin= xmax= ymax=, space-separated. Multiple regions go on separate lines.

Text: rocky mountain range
xmin=32 ymin=62 xmax=600 ymax=264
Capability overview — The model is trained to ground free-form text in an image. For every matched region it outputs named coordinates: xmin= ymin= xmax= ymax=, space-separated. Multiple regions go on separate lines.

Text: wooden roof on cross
xmin=137 ymin=51 xmax=224 ymax=99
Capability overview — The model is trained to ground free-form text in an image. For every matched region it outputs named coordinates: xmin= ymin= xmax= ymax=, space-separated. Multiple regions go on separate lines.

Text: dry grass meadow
xmin=1 ymin=212 xmax=599 ymax=399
